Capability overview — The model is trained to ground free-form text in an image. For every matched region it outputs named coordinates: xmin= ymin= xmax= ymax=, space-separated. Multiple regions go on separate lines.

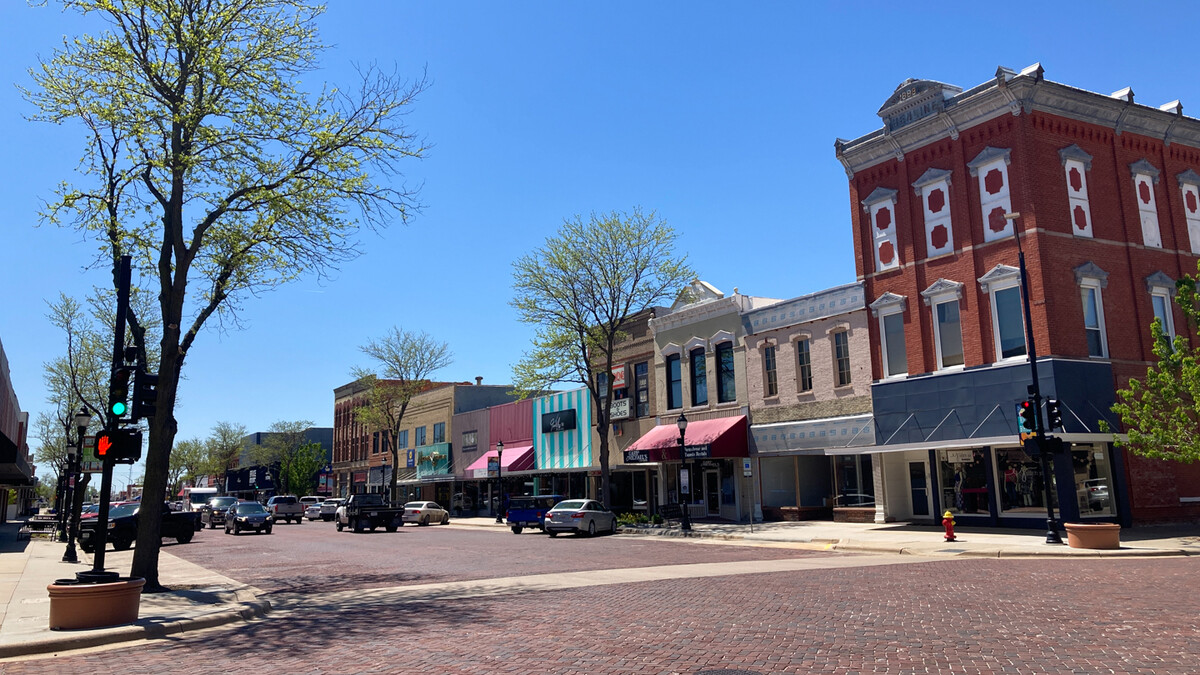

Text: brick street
xmin=4 ymin=522 xmax=1198 ymax=674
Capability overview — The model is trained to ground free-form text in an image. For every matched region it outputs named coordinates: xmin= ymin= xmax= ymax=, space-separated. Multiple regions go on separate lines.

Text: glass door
xmin=705 ymin=470 xmax=720 ymax=515
xmin=908 ymin=462 xmax=930 ymax=516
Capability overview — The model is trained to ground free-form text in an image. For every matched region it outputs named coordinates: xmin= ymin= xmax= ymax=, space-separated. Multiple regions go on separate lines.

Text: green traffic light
xmin=111 ymin=401 xmax=127 ymax=416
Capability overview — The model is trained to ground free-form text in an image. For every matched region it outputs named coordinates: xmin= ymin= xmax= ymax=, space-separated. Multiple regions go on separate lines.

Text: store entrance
xmin=704 ymin=470 xmax=720 ymax=516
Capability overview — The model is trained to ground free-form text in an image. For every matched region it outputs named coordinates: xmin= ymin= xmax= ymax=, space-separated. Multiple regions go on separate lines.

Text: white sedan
xmin=544 ymin=499 xmax=617 ymax=537
xmin=401 ymin=501 xmax=449 ymax=526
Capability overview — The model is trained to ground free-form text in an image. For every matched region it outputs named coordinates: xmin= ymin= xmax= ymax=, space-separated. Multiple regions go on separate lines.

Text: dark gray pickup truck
xmin=335 ymin=493 xmax=405 ymax=533
xmin=78 ymin=502 xmax=200 ymax=553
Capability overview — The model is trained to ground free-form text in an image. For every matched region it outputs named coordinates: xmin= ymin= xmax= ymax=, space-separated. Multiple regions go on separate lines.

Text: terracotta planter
xmin=1064 ymin=522 xmax=1121 ymax=550
xmin=47 ymin=577 xmax=145 ymax=630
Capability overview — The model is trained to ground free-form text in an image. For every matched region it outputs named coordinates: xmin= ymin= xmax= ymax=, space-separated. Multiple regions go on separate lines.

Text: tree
xmin=168 ymin=439 xmax=206 ymax=496
xmin=352 ymin=327 xmax=453 ymax=502
xmin=283 ymin=442 xmax=326 ymax=497
xmin=1110 ymin=272 xmax=1200 ymax=463
xmin=25 ymin=0 xmax=427 ymax=589
xmin=204 ymin=421 xmax=247 ymax=491
xmin=249 ymin=420 xmax=314 ymax=496
xmin=510 ymin=209 xmax=694 ymax=507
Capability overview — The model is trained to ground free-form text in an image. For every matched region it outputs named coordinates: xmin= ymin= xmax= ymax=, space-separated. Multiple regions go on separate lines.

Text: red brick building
xmin=836 ymin=64 xmax=1200 ymax=526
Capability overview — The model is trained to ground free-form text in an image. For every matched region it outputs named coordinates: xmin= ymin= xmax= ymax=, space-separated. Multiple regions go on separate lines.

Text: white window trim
xmin=830 ymin=329 xmax=853 ymax=387
xmin=660 ymin=342 xmax=683 ymax=358
xmin=1150 ymin=290 xmax=1176 ymax=342
xmin=709 ymin=330 xmax=735 ymax=345
xmin=987 ymin=278 xmax=1028 ymax=364
xmin=921 ymin=279 xmax=965 ymax=372
xmin=1079 ymin=281 xmax=1109 ymax=359
xmin=878 ymin=307 xmax=908 ymax=380
xmin=684 ymin=336 xmax=708 ymax=354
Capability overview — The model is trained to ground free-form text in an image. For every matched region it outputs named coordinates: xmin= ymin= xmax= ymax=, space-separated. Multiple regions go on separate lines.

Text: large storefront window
xmin=938 ymin=448 xmax=990 ymax=514
xmin=834 ymin=455 xmax=873 ymax=506
xmin=761 ymin=456 xmax=796 ymax=508
xmin=992 ymin=446 xmax=1048 ymax=515
xmin=1070 ymin=443 xmax=1115 ymax=517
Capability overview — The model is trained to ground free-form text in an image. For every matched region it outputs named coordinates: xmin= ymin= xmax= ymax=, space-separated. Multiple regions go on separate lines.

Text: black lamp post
xmin=381 ymin=453 xmax=389 ymax=501
xmin=1006 ymin=212 xmax=1063 ymax=545
xmin=61 ymin=407 xmax=92 ymax=563
xmin=676 ymin=413 xmax=691 ymax=532
xmin=494 ymin=441 xmax=504 ymax=523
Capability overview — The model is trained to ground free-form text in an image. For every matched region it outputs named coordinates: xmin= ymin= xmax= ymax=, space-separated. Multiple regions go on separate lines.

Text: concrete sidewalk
xmin=0 ymin=525 xmax=268 ymax=660
xmin=448 ymin=515 xmax=1200 ymax=557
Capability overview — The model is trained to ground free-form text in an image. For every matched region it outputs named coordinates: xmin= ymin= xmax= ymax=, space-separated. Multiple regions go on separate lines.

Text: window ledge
xmin=935 ymin=365 xmax=966 ymax=373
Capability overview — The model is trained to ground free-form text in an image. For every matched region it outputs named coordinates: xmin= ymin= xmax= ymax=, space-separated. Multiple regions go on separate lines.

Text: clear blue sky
xmin=4 ymin=1 xmax=1199 ymax=487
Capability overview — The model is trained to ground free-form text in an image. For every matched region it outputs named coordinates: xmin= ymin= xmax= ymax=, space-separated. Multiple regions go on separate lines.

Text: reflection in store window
xmin=1071 ymin=443 xmax=1114 ymax=516
xmin=992 ymin=447 xmax=1047 ymax=515
xmin=938 ymin=448 xmax=989 ymax=515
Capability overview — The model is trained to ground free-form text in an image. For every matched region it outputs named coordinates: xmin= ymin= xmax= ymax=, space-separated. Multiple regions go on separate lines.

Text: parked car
xmin=1082 ymin=479 xmax=1110 ymax=511
xmin=319 ymin=497 xmax=344 ymax=522
xmin=267 ymin=495 xmax=304 ymax=523
xmin=201 ymin=496 xmax=240 ymax=529
xmin=544 ymin=499 xmax=617 ymax=537
xmin=505 ymin=494 xmax=563 ymax=534
xmin=77 ymin=502 xmax=200 ymax=552
xmin=451 ymin=493 xmax=473 ymax=512
xmin=225 ymin=501 xmax=273 ymax=535
xmin=401 ymin=501 xmax=450 ymax=526
xmin=304 ymin=503 xmax=322 ymax=520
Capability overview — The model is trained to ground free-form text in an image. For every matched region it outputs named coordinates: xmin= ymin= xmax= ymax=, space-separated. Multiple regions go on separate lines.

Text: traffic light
xmin=1045 ymin=398 xmax=1063 ymax=431
xmin=108 ymin=366 xmax=132 ymax=418
xmin=94 ymin=428 xmax=143 ymax=463
xmin=1017 ymin=400 xmax=1036 ymax=434
xmin=131 ymin=370 xmax=159 ymax=421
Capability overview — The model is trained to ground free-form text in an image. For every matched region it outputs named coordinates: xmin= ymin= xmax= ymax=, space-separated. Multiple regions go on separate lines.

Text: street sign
xmin=80 ymin=436 xmax=103 ymax=473
xmin=742 ymin=459 xmax=752 ymax=477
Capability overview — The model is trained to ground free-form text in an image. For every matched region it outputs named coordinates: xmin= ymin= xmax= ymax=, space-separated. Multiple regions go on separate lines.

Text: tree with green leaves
xmin=168 ymin=438 xmax=206 ymax=496
xmin=1110 ymin=273 xmax=1200 ymax=463
xmin=203 ymin=421 xmax=247 ymax=492
xmin=249 ymin=420 xmax=315 ymax=496
xmin=510 ymin=209 xmax=694 ymax=507
xmin=283 ymin=442 xmax=326 ymax=497
xmin=352 ymin=327 xmax=453 ymax=502
xmin=25 ymin=0 xmax=427 ymax=589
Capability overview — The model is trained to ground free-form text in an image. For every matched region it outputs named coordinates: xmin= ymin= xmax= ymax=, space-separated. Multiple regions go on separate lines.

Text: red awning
xmin=464 ymin=445 xmax=536 ymax=473
xmin=625 ymin=415 xmax=748 ymax=462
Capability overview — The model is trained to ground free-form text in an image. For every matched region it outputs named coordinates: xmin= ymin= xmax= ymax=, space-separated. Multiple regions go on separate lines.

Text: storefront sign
xmin=945 ymin=450 xmax=974 ymax=464
xmin=611 ymin=364 xmax=627 ymax=389
xmin=610 ymin=398 xmax=631 ymax=420
xmin=682 ymin=444 xmax=710 ymax=459
xmin=352 ymin=471 xmax=367 ymax=484
xmin=624 ymin=449 xmax=650 ymax=463
xmin=680 ymin=468 xmax=690 ymax=494
xmin=743 ymin=459 xmax=752 ymax=477
xmin=541 ymin=408 xmax=577 ymax=433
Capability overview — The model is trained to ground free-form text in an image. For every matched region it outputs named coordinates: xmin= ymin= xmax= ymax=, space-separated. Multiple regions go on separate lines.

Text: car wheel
xmin=336 ymin=520 xmax=344 ymax=532
xmin=233 ymin=523 xmax=241 ymax=535
xmin=177 ymin=531 xmax=194 ymax=544
xmin=385 ymin=524 xmax=397 ymax=533
xmin=353 ymin=518 xmax=364 ymax=533
xmin=609 ymin=518 xmax=617 ymax=535
xmin=113 ymin=535 xmax=133 ymax=551
xmin=209 ymin=521 xmax=216 ymax=529
xmin=587 ymin=521 xmax=597 ymax=536
xmin=511 ymin=526 xmax=523 ymax=534
xmin=441 ymin=514 xmax=450 ymax=525
xmin=81 ymin=544 xmax=94 ymax=554
xmin=548 ymin=531 xmax=558 ymax=538
xmin=265 ymin=527 xmax=272 ymax=535
xmin=420 ymin=515 xmax=429 ymax=526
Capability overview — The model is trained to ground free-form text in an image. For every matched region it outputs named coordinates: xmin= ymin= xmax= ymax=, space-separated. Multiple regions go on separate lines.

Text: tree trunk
xmin=130 ymin=339 xmax=182 ymax=590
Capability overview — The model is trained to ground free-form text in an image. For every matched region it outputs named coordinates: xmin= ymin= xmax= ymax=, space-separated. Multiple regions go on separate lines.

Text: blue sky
xmin=4 ymin=1 xmax=1200 ymax=487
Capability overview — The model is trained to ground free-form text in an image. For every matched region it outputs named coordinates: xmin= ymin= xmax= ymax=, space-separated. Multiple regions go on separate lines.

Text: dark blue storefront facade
xmin=864 ymin=358 xmax=1131 ymax=528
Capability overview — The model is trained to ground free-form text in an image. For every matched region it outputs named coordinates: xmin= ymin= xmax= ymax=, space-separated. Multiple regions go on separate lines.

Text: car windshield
xmin=110 ymin=503 xmax=139 ymax=518
xmin=236 ymin=502 xmax=267 ymax=514
xmin=551 ymin=500 xmax=587 ymax=511
xmin=209 ymin=497 xmax=238 ymax=508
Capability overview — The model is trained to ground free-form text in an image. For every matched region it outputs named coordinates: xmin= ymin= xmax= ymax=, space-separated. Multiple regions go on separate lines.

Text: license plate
xmin=369 ymin=511 xmax=378 ymax=517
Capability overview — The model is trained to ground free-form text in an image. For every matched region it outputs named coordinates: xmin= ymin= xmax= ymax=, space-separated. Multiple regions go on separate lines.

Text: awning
xmin=624 ymin=415 xmax=748 ymax=463
xmin=825 ymin=432 xmax=1121 ymax=456
xmin=464 ymin=445 xmax=535 ymax=477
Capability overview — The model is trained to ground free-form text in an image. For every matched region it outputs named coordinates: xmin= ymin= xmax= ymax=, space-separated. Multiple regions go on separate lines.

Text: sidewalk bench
xmin=23 ymin=517 xmax=59 ymax=539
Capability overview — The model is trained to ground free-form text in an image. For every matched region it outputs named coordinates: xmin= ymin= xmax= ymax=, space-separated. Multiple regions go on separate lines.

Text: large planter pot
xmin=1064 ymin=522 xmax=1121 ymax=550
xmin=47 ymin=577 xmax=145 ymax=630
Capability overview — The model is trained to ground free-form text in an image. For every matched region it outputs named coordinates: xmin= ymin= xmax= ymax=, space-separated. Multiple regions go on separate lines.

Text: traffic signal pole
xmin=77 ymin=256 xmax=132 ymax=583
xmin=1013 ymin=222 xmax=1063 ymax=545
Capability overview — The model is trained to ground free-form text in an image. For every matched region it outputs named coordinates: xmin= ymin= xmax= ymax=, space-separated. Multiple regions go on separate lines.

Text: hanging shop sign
xmin=610 ymin=398 xmax=631 ymax=420
xmin=682 ymin=444 xmax=711 ymax=459
xmin=541 ymin=408 xmax=577 ymax=433
xmin=611 ymin=364 xmax=627 ymax=390
xmin=945 ymin=450 xmax=974 ymax=464
xmin=624 ymin=449 xmax=650 ymax=464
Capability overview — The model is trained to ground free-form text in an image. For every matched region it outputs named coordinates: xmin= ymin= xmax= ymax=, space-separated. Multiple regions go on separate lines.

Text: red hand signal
xmin=97 ymin=433 xmax=113 ymax=457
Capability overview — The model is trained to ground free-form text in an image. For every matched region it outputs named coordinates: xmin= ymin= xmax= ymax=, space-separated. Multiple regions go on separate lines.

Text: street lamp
xmin=62 ymin=407 xmax=92 ymax=563
xmin=381 ymin=453 xmax=389 ymax=501
xmin=676 ymin=413 xmax=691 ymax=532
xmin=494 ymin=440 xmax=504 ymax=523
xmin=1005 ymin=212 xmax=1063 ymax=545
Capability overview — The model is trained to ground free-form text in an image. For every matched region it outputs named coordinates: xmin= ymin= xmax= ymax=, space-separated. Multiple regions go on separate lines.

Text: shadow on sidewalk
xmin=0 ymin=523 xmax=30 ymax=554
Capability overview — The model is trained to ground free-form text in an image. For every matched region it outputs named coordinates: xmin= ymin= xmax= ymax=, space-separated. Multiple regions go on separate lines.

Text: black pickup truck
xmin=78 ymin=502 xmax=200 ymax=553
xmin=335 ymin=493 xmax=405 ymax=533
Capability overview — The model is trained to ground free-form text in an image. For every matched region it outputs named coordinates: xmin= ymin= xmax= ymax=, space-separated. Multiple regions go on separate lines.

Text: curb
xmin=0 ymin=597 xmax=271 ymax=660
xmin=617 ymin=527 xmax=1195 ymax=559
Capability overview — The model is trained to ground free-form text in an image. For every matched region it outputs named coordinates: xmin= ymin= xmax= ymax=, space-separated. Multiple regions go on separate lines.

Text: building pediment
xmin=877 ymin=79 xmax=963 ymax=132
xmin=911 ymin=167 xmax=953 ymax=194
xmin=967 ymin=146 xmax=1013 ymax=175
xmin=1058 ymin=144 xmax=1094 ymax=170
xmin=1130 ymin=159 xmax=1161 ymax=183
xmin=920 ymin=278 xmax=965 ymax=305
xmin=977 ymin=264 xmax=1020 ymax=292
xmin=1178 ymin=168 xmax=1200 ymax=187
xmin=868 ymin=292 xmax=907 ymax=317
xmin=860 ymin=186 xmax=898 ymax=212
xmin=1145 ymin=271 xmax=1177 ymax=296
xmin=1073 ymin=262 xmax=1109 ymax=288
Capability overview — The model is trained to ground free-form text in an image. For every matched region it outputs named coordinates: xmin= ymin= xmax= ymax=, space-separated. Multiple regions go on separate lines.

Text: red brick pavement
xmin=5 ymin=551 xmax=1198 ymax=674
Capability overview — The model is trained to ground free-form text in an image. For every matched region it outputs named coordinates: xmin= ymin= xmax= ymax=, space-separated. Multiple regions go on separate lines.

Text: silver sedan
xmin=544 ymin=499 xmax=617 ymax=537
xmin=401 ymin=501 xmax=450 ymax=526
